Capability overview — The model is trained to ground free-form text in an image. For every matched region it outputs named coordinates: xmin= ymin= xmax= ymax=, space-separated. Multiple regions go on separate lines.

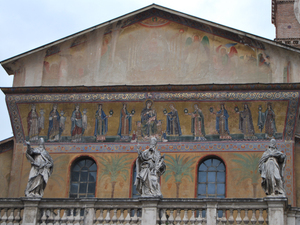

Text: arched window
xmin=131 ymin=162 xmax=139 ymax=198
xmin=69 ymin=157 xmax=97 ymax=198
xmin=197 ymin=158 xmax=225 ymax=198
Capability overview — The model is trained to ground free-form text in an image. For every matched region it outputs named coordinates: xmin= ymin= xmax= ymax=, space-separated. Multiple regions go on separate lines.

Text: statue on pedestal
xmin=258 ymin=139 xmax=286 ymax=196
xmin=135 ymin=137 xmax=166 ymax=197
xmin=25 ymin=138 xmax=54 ymax=197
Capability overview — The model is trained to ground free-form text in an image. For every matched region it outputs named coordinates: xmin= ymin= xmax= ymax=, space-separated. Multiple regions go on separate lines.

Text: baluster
xmin=74 ymin=209 xmax=80 ymax=225
xmin=110 ymin=209 xmax=117 ymax=225
xmin=160 ymin=209 xmax=167 ymax=225
xmin=95 ymin=209 xmax=104 ymax=225
xmin=7 ymin=209 xmax=14 ymax=225
xmin=118 ymin=209 xmax=124 ymax=225
xmin=236 ymin=209 xmax=242 ymax=224
xmin=228 ymin=209 xmax=234 ymax=225
xmin=196 ymin=209 xmax=203 ymax=225
xmin=1 ymin=208 xmax=8 ymax=225
xmin=67 ymin=209 xmax=74 ymax=225
xmin=40 ymin=209 xmax=47 ymax=225
xmin=189 ymin=209 xmax=195 ymax=225
xmin=243 ymin=209 xmax=249 ymax=225
xmin=175 ymin=209 xmax=181 ymax=225
xmin=182 ymin=209 xmax=188 ymax=225
xmin=48 ymin=209 xmax=54 ymax=225
xmin=13 ymin=209 xmax=21 ymax=225
xmin=168 ymin=209 xmax=174 ymax=225
xmin=60 ymin=209 xmax=67 ymax=225
xmin=124 ymin=209 xmax=130 ymax=225
xmin=258 ymin=209 xmax=264 ymax=225
xmin=265 ymin=210 xmax=268 ymax=225
xmin=53 ymin=209 xmax=60 ymax=225
xmin=131 ymin=209 xmax=138 ymax=225
xmin=250 ymin=209 xmax=257 ymax=225
xmin=104 ymin=209 xmax=111 ymax=225
xmin=221 ymin=210 xmax=227 ymax=225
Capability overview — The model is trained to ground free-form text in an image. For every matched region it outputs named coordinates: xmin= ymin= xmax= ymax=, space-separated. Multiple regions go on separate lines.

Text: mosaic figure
xmin=38 ymin=109 xmax=45 ymax=130
xmin=59 ymin=110 xmax=66 ymax=139
xmin=259 ymin=139 xmax=286 ymax=196
xmin=186 ymin=104 xmax=206 ymax=141
xmin=25 ymin=138 xmax=53 ymax=198
xmin=164 ymin=104 xmax=181 ymax=136
xmin=94 ymin=104 xmax=111 ymax=142
xmin=141 ymin=100 xmax=158 ymax=138
xmin=48 ymin=104 xmax=60 ymax=142
xmin=257 ymin=105 xmax=265 ymax=133
xmin=238 ymin=103 xmax=255 ymax=139
xmin=213 ymin=104 xmax=231 ymax=139
xmin=135 ymin=137 xmax=166 ymax=197
xmin=27 ymin=104 xmax=42 ymax=142
xmin=117 ymin=103 xmax=133 ymax=141
xmin=264 ymin=103 xmax=277 ymax=138
xmin=71 ymin=104 xmax=85 ymax=142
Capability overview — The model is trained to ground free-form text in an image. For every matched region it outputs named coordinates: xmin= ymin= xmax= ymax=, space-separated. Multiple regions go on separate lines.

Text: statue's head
xmin=150 ymin=137 xmax=157 ymax=148
xmin=38 ymin=138 xmax=45 ymax=147
xmin=270 ymin=138 xmax=276 ymax=148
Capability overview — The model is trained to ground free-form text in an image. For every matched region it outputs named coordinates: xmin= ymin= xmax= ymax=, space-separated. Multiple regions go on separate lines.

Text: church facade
xmin=1 ymin=4 xmax=300 ymax=224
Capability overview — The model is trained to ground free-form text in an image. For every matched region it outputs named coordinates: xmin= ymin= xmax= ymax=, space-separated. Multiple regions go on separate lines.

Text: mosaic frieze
xmin=6 ymin=90 xmax=299 ymax=144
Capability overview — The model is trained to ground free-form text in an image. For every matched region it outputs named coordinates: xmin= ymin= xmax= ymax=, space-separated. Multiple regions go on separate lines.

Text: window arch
xmin=197 ymin=157 xmax=225 ymax=198
xmin=69 ymin=157 xmax=97 ymax=198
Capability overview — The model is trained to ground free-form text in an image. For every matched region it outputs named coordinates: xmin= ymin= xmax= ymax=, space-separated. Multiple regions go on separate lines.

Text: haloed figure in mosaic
xmin=135 ymin=137 xmax=166 ymax=197
xmin=238 ymin=103 xmax=256 ymax=139
xmin=259 ymin=139 xmax=286 ymax=196
xmin=71 ymin=104 xmax=85 ymax=142
xmin=118 ymin=103 xmax=133 ymax=141
xmin=264 ymin=103 xmax=277 ymax=138
xmin=164 ymin=104 xmax=181 ymax=137
xmin=94 ymin=104 xmax=111 ymax=142
xmin=48 ymin=104 xmax=60 ymax=142
xmin=185 ymin=104 xmax=206 ymax=141
xmin=27 ymin=104 xmax=42 ymax=142
xmin=25 ymin=138 xmax=53 ymax=198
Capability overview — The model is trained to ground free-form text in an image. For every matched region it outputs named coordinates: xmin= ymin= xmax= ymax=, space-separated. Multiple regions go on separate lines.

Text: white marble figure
xmin=258 ymin=139 xmax=286 ymax=196
xmin=82 ymin=108 xmax=88 ymax=130
xmin=135 ymin=137 xmax=166 ymax=197
xmin=25 ymin=138 xmax=54 ymax=198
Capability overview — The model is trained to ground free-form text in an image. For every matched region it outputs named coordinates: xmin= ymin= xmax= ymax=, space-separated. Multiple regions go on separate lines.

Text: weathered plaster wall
xmin=0 ymin=149 xmax=13 ymax=198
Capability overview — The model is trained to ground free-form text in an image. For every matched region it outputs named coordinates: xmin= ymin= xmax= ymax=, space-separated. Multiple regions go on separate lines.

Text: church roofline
xmin=2 ymin=3 xmax=300 ymax=74
xmin=2 ymin=83 xmax=300 ymax=94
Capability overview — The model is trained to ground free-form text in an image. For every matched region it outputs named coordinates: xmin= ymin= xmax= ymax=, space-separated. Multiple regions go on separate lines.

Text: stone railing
xmin=0 ymin=197 xmax=299 ymax=225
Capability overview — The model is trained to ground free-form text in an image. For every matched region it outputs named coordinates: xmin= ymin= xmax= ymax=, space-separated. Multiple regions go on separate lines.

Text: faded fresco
xmin=17 ymin=100 xmax=288 ymax=143
xmin=39 ymin=17 xmax=272 ymax=86
xmin=0 ymin=149 xmax=13 ymax=198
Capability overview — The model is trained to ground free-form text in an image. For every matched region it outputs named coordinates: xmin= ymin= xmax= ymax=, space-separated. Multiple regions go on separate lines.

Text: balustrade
xmin=0 ymin=197 xmax=299 ymax=225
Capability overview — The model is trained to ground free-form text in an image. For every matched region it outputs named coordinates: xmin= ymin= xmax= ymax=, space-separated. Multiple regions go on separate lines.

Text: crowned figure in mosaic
xmin=135 ymin=137 xmax=166 ymax=197
xmin=258 ymin=139 xmax=286 ymax=196
xmin=25 ymin=138 xmax=54 ymax=198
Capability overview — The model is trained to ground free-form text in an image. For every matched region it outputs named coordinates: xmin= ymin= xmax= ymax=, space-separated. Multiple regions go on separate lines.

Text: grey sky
xmin=0 ymin=0 xmax=275 ymax=141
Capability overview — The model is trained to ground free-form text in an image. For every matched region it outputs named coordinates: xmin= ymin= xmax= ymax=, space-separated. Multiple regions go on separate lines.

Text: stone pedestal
xmin=206 ymin=202 xmax=217 ymax=225
xmin=139 ymin=198 xmax=160 ymax=225
xmin=21 ymin=198 xmax=41 ymax=225
xmin=265 ymin=196 xmax=287 ymax=225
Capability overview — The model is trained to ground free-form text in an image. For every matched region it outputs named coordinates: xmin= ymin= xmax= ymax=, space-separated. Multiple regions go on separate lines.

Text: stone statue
xmin=258 ymin=139 xmax=286 ymax=196
xmin=25 ymin=138 xmax=54 ymax=197
xmin=134 ymin=137 xmax=166 ymax=197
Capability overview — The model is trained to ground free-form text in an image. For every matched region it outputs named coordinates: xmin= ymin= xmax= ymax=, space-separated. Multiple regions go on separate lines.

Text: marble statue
xmin=25 ymin=138 xmax=54 ymax=197
xmin=135 ymin=137 xmax=166 ymax=197
xmin=258 ymin=139 xmax=286 ymax=196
